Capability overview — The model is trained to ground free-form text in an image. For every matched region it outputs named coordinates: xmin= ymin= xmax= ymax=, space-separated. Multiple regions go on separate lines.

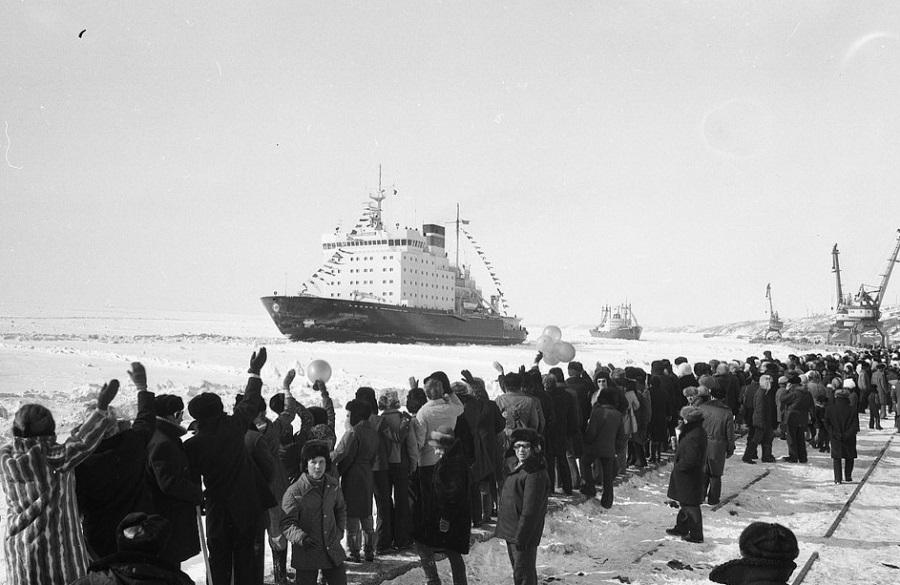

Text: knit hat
xmin=427 ymin=424 xmax=455 ymax=449
xmin=116 ymin=513 xmax=171 ymax=554
xmin=509 ymin=427 xmax=542 ymax=448
xmin=377 ymin=389 xmax=401 ymax=410
xmin=188 ymin=392 xmax=224 ymax=421
xmin=680 ymin=406 xmax=704 ymax=423
xmin=676 ymin=362 xmax=693 ymax=377
xmin=13 ymin=404 xmax=56 ymax=438
xmin=153 ymin=394 xmax=184 ymax=418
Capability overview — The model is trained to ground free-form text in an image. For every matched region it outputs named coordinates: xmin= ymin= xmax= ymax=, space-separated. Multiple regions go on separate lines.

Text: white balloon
xmin=542 ymin=325 xmax=562 ymax=342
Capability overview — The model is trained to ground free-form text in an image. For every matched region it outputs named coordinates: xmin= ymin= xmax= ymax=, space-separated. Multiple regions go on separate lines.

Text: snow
xmin=1 ymin=309 xmax=898 ymax=585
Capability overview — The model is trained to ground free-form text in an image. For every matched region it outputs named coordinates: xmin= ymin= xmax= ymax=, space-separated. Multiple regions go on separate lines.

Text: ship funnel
xmin=423 ymin=224 xmax=446 ymax=250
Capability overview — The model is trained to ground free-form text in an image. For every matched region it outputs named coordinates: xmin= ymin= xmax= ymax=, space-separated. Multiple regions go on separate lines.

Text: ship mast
xmin=455 ymin=203 xmax=460 ymax=270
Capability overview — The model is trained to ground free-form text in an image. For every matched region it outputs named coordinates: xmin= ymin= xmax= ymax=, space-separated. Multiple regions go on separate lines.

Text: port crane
xmin=765 ymin=283 xmax=784 ymax=340
xmin=828 ymin=229 xmax=900 ymax=346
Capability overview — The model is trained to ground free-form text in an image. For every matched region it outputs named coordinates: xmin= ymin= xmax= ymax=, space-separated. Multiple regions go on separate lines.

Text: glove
xmin=492 ymin=361 xmax=505 ymax=374
xmin=439 ymin=518 xmax=450 ymax=533
xmin=128 ymin=362 xmax=147 ymax=390
xmin=283 ymin=369 xmax=296 ymax=390
xmin=313 ymin=379 xmax=327 ymax=393
xmin=269 ymin=534 xmax=287 ymax=551
xmin=97 ymin=380 xmax=120 ymax=411
xmin=408 ymin=376 xmax=419 ymax=390
xmin=461 ymin=369 xmax=476 ymax=385
xmin=248 ymin=347 xmax=267 ymax=374
xmin=534 ymin=351 xmax=543 ymax=364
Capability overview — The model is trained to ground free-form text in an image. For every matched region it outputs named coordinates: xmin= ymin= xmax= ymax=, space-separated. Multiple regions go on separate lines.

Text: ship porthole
xmin=272 ymin=303 xmax=280 ymax=313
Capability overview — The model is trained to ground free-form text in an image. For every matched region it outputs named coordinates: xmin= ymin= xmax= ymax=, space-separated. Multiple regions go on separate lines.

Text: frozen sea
xmin=1 ymin=309 xmax=897 ymax=584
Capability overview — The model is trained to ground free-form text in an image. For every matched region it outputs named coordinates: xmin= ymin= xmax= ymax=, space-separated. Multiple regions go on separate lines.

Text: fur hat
xmin=676 ymin=362 xmax=693 ymax=377
xmin=509 ymin=427 xmax=542 ymax=448
xmin=680 ymin=406 xmax=704 ymax=423
xmin=787 ymin=374 xmax=802 ymax=385
xmin=450 ymin=381 xmax=470 ymax=395
xmin=116 ymin=513 xmax=171 ymax=554
xmin=406 ymin=387 xmax=427 ymax=414
xmin=269 ymin=393 xmax=286 ymax=414
xmin=425 ymin=371 xmax=451 ymax=395
xmin=777 ymin=376 xmax=789 ymax=385
xmin=377 ymin=389 xmax=401 ymax=410
xmin=355 ymin=387 xmax=378 ymax=413
xmin=188 ymin=392 xmax=224 ymax=421
xmin=738 ymin=522 xmax=799 ymax=561
xmin=427 ymin=424 xmax=455 ymax=449
xmin=346 ymin=399 xmax=372 ymax=426
xmin=13 ymin=404 xmax=56 ymax=438
xmin=696 ymin=385 xmax=711 ymax=398
xmin=153 ymin=394 xmax=184 ymax=418
xmin=300 ymin=440 xmax=333 ymax=471
xmin=682 ymin=386 xmax=699 ymax=399
xmin=502 ymin=372 xmax=523 ymax=391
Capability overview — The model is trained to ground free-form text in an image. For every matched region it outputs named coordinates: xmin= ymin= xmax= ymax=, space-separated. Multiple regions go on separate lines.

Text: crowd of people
xmin=1 ymin=345 xmax=898 ymax=585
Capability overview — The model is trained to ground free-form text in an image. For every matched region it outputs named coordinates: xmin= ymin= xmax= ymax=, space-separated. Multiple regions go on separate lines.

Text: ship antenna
xmin=456 ymin=203 xmax=460 ymax=269
xmin=368 ymin=164 xmax=387 ymax=230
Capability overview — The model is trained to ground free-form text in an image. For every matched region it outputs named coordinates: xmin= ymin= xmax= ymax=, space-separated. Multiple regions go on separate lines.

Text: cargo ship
xmin=589 ymin=303 xmax=642 ymax=340
xmin=261 ymin=172 xmax=526 ymax=345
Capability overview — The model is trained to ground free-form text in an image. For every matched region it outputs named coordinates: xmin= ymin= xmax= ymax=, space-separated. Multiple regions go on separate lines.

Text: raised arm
xmin=128 ymin=363 xmax=156 ymax=441
xmin=52 ymin=379 xmax=119 ymax=472
xmin=235 ymin=348 xmax=267 ymax=428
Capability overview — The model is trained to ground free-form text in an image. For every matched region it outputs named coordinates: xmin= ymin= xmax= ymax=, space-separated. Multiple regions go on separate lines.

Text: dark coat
xmin=648 ymin=383 xmax=671 ymax=442
xmin=824 ymin=396 xmax=859 ymax=460
xmin=145 ymin=418 xmax=201 ymax=563
xmin=244 ymin=428 xmax=279 ymax=512
xmin=583 ymin=404 xmax=624 ymax=458
xmin=494 ymin=453 xmax=549 ymax=549
xmin=413 ymin=440 xmax=471 ymax=554
xmin=565 ymin=376 xmax=593 ymax=431
xmin=715 ymin=372 xmax=742 ymax=416
xmin=667 ymin=420 xmax=707 ymax=506
xmin=69 ymin=551 xmax=194 ymax=585
xmin=76 ymin=390 xmax=156 ymax=558
xmin=458 ymin=393 xmax=505 ymax=481
xmin=659 ymin=374 xmax=681 ymax=418
xmin=546 ymin=386 xmax=577 ymax=456
xmin=753 ymin=384 xmax=778 ymax=432
xmin=281 ymin=472 xmax=347 ymax=570
xmin=780 ymin=386 xmax=814 ymax=428
xmin=741 ymin=381 xmax=760 ymax=427
xmin=184 ymin=378 xmax=268 ymax=535
xmin=332 ymin=420 xmax=378 ymax=517
xmin=697 ymin=399 xmax=735 ymax=476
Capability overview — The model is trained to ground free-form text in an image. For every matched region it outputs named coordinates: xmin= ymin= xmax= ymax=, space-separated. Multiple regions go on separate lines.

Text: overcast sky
xmin=3 ymin=2 xmax=900 ymax=327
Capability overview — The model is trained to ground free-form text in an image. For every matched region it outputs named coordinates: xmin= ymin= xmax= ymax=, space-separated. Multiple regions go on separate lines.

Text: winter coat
xmin=457 ymin=394 xmax=505 ymax=480
xmin=255 ymin=399 xmax=302 ymax=543
xmin=145 ymin=417 xmax=201 ymax=564
xmin=676 ymin=374 xmax=699 ymax=405
xmin=184 ymin=377 xmax=269 ymax=538
xmin=780 ymin=386 xmax=814 ymax=428
xmin=622 ymin=390 xmax=640 ymax=436
xmin=633 ymin=388 xmax=652 ymax=445
xmin=658 ymin=374 xmax=682 ymax=417
xmin=416 ymin=395 xmax=465 ymax=467
xmin=583 ymin=404 xmax=624 ymax=458
xmin=648 ymin=383 xmax=671 ymax=442
xmin=0 ymin=408 xmax=113 ymax=585
xmin=495 ymin=391 xmax=544 ymax=438
xmin=824 ymin=396 xmax=859 ymax=460
xmin=281 ymin=472 xmax=347 ymax=570
xmin=565 ymin=375 xmax=593 ymax=431
xmin=76 ymin=390 xmax=157 ymax=558
xmin=545 ymin=386 xmax=577 ymax=456
xmin=68 ymin=551 xmax=193 ymax=585
xmin=753 ymin=385 xmax=778 ymax=432
xmin=697 ymin=399 xmax=735 ymax=477
xmin=494 ymin=453 xmax=550 ymax=549
xmin=666 ymin=420 xmax=707 ymax=506
xmin=377 ymin=408 xmax=419 ymax=468
xmin=332 ymin=419 xmax=378 ymax=517
xmin=243 ymin=428 xmax=279 ymax=522
xmin=715 ymin=372 xmax=742 ymax=416
xmin=740 ymin=381 xmax=759 ymax=428
xmin=413 ymin=439 xmax=471 ymax=554
xmin=872 ymin=370 xmax=890 ymax=405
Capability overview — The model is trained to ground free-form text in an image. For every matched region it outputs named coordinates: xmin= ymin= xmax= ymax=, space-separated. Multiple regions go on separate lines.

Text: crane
xmin=765 ymin=283 xmax=783 ymax=340
xmin=828 ymin=228 xmax=900 ymax=346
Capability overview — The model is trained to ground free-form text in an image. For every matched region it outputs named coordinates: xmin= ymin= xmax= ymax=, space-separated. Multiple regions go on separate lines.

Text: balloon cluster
xmin=535 ymin=326 xmax=576 ymax=366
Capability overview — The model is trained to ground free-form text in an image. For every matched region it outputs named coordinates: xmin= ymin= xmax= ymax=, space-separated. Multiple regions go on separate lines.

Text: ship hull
xmin=261 ymin=296 xmax=527 ymax=345
xmin=589 ymin=326 xmax=643 ymax=341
